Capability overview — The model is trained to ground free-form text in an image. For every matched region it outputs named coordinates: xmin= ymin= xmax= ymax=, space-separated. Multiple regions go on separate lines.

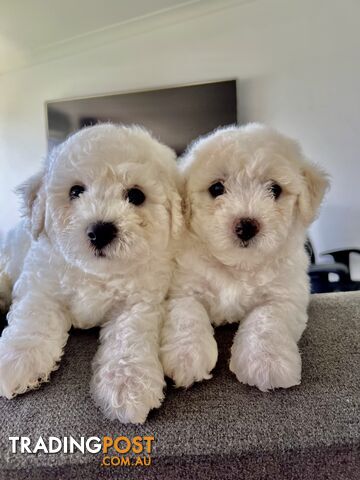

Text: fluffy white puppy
xmin=160 ymin=124 xmax=328 ymax=392
xmin=0 ymin=124 xmax=182 ymax=423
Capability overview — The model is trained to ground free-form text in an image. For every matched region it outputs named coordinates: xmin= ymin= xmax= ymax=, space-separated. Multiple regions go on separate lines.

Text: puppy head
xmin=182 ymin=124 xmax=329 ymax=268
xmin=18 ymin=124 xmax=181 ymax=275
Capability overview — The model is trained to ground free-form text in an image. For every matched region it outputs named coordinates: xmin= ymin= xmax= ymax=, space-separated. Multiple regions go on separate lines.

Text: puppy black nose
xmin=87 ymin=222 xmax=118 ymax=250
xmin=235 ymin=218 xmax=260 ymax=242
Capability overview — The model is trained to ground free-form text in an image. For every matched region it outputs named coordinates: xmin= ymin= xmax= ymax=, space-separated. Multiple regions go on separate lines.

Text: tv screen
xmin=46 ymin=80 xmax=237 ymax=155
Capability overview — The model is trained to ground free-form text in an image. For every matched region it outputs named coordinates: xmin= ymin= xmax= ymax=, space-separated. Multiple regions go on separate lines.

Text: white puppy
xmin=160 ymin=124 xmax=328 ymax=392
xmin=0 ymin=124 xmax=182 ymax=423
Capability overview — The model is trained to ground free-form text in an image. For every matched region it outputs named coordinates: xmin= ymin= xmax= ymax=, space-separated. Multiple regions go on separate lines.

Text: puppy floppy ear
xmin=181 ymin=180 xmax=192 ymax=228
xmin=16 ymin=169 xmax=46 ymax=239
xmin=165 ymin=167 xmax=185 ymax=240
xmin=155 ymin=142 xmax=185 ymax=240
xmin=168 ymin=186 xmax=184 ymax=240
xmin=297 ymin=161 xmax=329 ymax=226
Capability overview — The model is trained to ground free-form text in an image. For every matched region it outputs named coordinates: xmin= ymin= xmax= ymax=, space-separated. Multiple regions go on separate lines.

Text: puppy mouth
xmin=235 ymin=236 xmax=257 ymax=248
xmin=238 ymin=239 xmax=251 ymax=248
xmin=90 ymin=239 xmax=125 ymax=259
xmin=88 ymin=242 xmax=111 ymax=258
xmin=93 ymin=248 xmax=106 ymax=258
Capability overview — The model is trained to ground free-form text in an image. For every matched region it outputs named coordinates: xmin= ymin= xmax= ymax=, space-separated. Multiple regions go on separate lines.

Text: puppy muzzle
xmin=234 ymin=218 xmax=260 ymax=246
xmin=87 ymin=222 xmax=118 ymax=253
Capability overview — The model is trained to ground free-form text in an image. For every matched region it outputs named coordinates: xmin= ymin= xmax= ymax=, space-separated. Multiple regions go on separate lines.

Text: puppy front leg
xmin=230 ymin=303 xmax=307 ymax=391
xmin=160 ymin=297 xmax=218 ymax=388
xmin=91 ymin=303 xmax=165 ymax=424
xmin=0 ymin=294 xmax=71 ymax=398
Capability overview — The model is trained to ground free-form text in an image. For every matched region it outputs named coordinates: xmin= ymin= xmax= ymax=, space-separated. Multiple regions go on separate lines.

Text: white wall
xmin=1 ymin=0 xmax=359 ymax=273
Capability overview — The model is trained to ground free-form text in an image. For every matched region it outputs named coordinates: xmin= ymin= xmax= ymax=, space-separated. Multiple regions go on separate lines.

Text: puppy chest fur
xmin=173 ymin=248 xmax=276 ymax=326
xmin=65 ymin=273 xmax=124 ymax=329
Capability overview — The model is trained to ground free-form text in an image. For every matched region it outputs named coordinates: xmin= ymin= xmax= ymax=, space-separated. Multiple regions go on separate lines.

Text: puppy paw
xmin=230 ymin=341 xmax=301 ymax=391
xmin=0 ymin=337 xmax=61 ymax=398
xmin=91 ymin=363 xmax=165 ymax=424
xmin=161 ymin=336 xmax=218 ymax=388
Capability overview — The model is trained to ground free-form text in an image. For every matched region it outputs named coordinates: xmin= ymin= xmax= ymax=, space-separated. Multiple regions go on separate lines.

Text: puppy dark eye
xmin=209 ymin=181 xmax=225 ymax=198
xmin=69 ymin=185 xmax=85 ymax=200
xmin=126 ymin=187 xmax=146 ymax=206
xmin=269 ymin=182 xmax=282 ymax=200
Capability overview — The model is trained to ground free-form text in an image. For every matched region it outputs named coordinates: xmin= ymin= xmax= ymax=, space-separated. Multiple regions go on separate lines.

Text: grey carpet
xmin=0 ymin=292 xmax=359 ymax=479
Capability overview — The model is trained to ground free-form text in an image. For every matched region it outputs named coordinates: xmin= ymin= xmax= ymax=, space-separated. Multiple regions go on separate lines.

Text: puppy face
xmin=182 ymin=124 xmax=329 ymax=268
xmin=19 ymin=124 xmax=181 ymax=275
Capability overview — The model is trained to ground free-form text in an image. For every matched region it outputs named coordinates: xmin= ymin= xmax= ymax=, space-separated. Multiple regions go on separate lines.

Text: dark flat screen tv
xmin=46 ymin=79 xmax=237 ymax=155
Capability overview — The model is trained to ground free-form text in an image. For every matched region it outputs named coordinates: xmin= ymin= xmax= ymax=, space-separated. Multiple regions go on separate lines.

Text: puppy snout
xmin=87 ymin=222 xmax=118 ymax=250
xmin=234 ymin=218 xmax=260 ymax=242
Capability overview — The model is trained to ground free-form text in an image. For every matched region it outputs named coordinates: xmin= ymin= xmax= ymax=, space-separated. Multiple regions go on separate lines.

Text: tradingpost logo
xmin=9 ymin=435 xmax=155 ymax=468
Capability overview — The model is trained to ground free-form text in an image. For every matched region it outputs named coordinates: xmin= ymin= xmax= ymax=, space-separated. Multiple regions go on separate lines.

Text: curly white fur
xmin=0 ymin=124 xmax=182 ymax=424
xmin=160 ymin=124 xmax=329 ymax=392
